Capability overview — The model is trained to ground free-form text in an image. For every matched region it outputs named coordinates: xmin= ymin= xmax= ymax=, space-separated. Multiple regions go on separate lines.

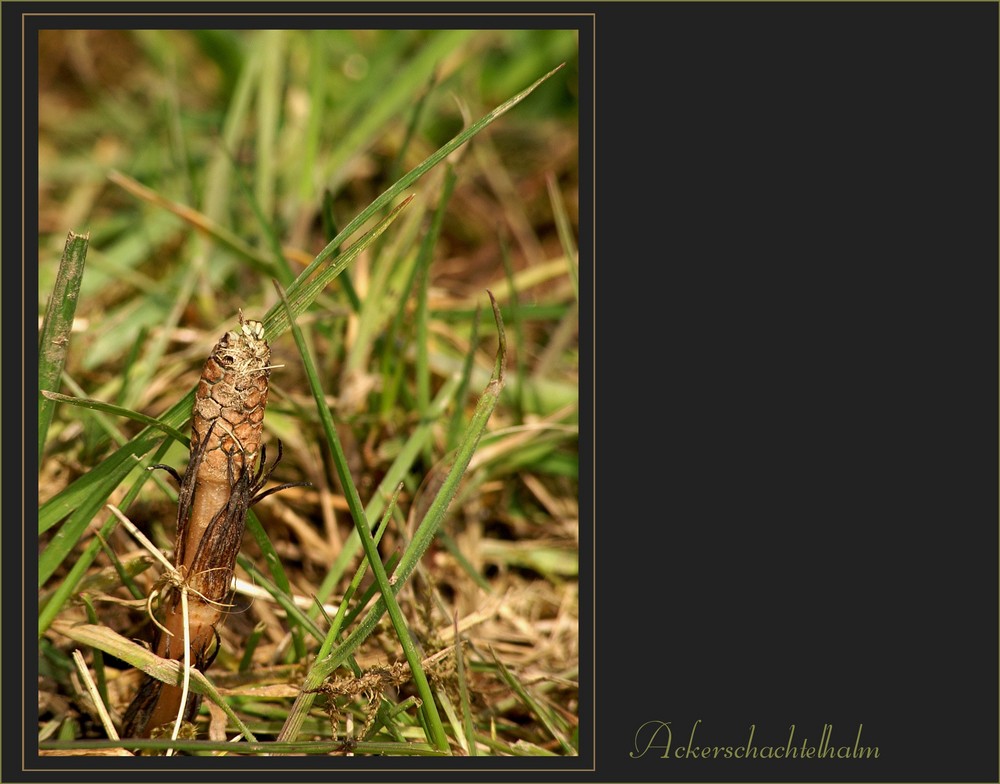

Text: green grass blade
xmin=388 ymin=68 xmax=439 ymax=183
xmin=238 ymin=622 xmax=268 ymax=674
xmin=278 ymin=493 xmax=400 ymax=743
xmin=322 ymin=29 xmax=475 ymax=192
xmin=547 ymin=172 xmax=579 ymax=302
xmin=80 ymin=596 xmax=110 ymax=710
xmin=500 ymin=235 xmax=527 ymax=423
xmin=310 ymin=376 xmax=459 ymax=606
xmin=201 ymin=38 xmax=258 ymax=225
xmin=295 ymin=64 xmax=566 ymax=291
xmin=297 ymin=31 xmax=326 ymax=202
xmin=230 ymin=147 xmax=296 ymax=287
xmin=38 ymin=439 xmax=173 ymax=632
xmin=39 ymin=231 xmax=90 ymax=466
xmin=437 ymin=530 xmax=492 ymax=593
xmin=40 ymin=391 xmax=189 ymax=445
xmin=281 ymin=292 xmax=506 ymax=742
xmin=446 ymin=304 xmax=482 ymax=452
xmin=107 ymin=170 xmax=278 ymax=276
xmin=39 ymin=392 xmax=191 ymax=533
xmin=272 ymin=280 xmax=450 ymax=751
xmin=40 ymin=738 xmax=447 ymax=755
xmin=242 ymin=507 xmax=308 ymax=660
xmin=319 ymin=189 xmax=361 ymax=313
xmin=39 ymin=449 xmax=158 ymax=586
xmin=454 ymin=619 xmax=477 ymax=755
xmin=259 ymin=196 xmax=413 ymax=338
xmin=390 ymin=292 xmax=506 ymax=583
xmin=414 ymin=165 xmax=458 ymax=426
xmin=255 ymin=30 xmax=283 ymax=221
xmin=492 ymin=652 xmax=576 ymax=755
xmin=235 ymin=554 xmax=326 ymax=644
xmin=50 ymin=621 xmax=258 ymax=742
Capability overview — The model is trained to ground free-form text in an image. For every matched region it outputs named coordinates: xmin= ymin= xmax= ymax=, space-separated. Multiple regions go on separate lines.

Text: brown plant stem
xmin=122 ymin=314 xmax=271 ymax=740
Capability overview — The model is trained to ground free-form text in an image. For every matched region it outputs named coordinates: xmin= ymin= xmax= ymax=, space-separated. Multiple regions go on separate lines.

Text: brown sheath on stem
xmin=122 ymin=313 xmax=271 ymax=740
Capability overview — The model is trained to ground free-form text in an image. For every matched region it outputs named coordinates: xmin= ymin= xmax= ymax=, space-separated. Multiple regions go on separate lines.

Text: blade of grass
xmin=339 ymin=550 xmax=401 ymax=631
xmin=281 ymin=497 xmax=399 ymax=737
xmin=54 ymin=373 xmax=181 ymax=483
xmin=37 ymin=438 xmax=173 ymax=599
xmin=39 ymin=230 xmax=90 ymax=466
xmin=39 ymin=455 xmax=158 ymax=586
xmin=50 ymin=621 xmax=257 ymax=743
xmin=315 ymin=30 xmax=416 ymax=186
xmin=437 ymin=531 xmax=492 ymax=594
xmin=414 ymin=166 xmax=458 ymax=430
xmin=40 ymin=737 xmax=447 ymax=755
xmin=242 ymin=507 xmax=308 ymax=661
xmin=340 ymin=193 xmax=429 ymax=384
xmin=319 ymin=189 xmax=361 ymax=313
xmin=492 ymin=651 xmax=576 ymax=755
xmin=454 ymin=615 xmax=477 ymax=756
xmin=80 ymin=597 xmax=110 ymax=712
xmin=546 ymin=171 xmax=578 ymax=302
xmin=378 ymin=166 xmax=457 ymax=417
xmin=70 ymin=649 xmax=119 ymax=743
xmin=279 ymin=291 xmax=506 ymax=743
xmin=435 ymin=688 xmax=467 ymax=755
xmin=230 ymin=146 xmax=296 ymax=287
xmin=533 ymin=298 xmax=579 ymax=383
xmin=296 ymin=31 xmax=325 ymax=203
xmin=371 ymin=162 xmax=456 ymax=439
xmin=235 ymin=555 xmax=326 ymax=644
xmin=445 ymin=304 xmax=481 ymax=452
xmin=38 ymin=397 xmax=189 ymax=534
xmin=238 ymin=622 xmax=268 ymax=674
xmin=295 ymin=64 xmax=566 ymax=295
xmin=365 ymin=695 xmax=419 ymax=743
xmin=107 ymin=170 xmax=278 ymax=276
xmin=387 ymin=68 xmax=439 ymax=183
xmin=115 ymin=325 xmax=148 ymax=409
xmin=309 ymin=376 xmax=458 ymax=608
xmin=322 ymin=29 xmax=475 ymax=192
xmin=255 ymin=29 xmax=283 ymax=222
xmin=272 ymin=280 xmax=450 ymax=752
xmin=92 ymin=531 xmax=146 ymax=601
xmin=40 ymin=391 xmax=189 ymax=445
xmin=200 ymin=36 xmax=258 ymax=224
xmin=499 ymin=234 xmax=527 ymax=424
xmin=258 ymin=197 xmax=413 ymax=339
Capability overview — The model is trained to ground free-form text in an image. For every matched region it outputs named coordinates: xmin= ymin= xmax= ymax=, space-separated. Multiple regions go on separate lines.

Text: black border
xmin=594 ymin=2 xmax=998 ymax=783
xmin=9 ymin=2 xmax=1000 ymax=783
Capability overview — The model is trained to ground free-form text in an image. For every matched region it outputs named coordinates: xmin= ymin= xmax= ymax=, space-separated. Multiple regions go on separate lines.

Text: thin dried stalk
xmin=122 ymin=313 xmax=274 ymax=740
xmin=71 ymin=649 xmax=122 ymax=743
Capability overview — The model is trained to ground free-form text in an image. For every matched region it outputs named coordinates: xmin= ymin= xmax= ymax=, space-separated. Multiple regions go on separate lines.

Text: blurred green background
xmin=38 ymin=28 xmax=578 ymax=347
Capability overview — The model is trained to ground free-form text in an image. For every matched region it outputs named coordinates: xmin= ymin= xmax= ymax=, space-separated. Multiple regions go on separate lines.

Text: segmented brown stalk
xmin=122 ymin=313 xmax=275 ymax=740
